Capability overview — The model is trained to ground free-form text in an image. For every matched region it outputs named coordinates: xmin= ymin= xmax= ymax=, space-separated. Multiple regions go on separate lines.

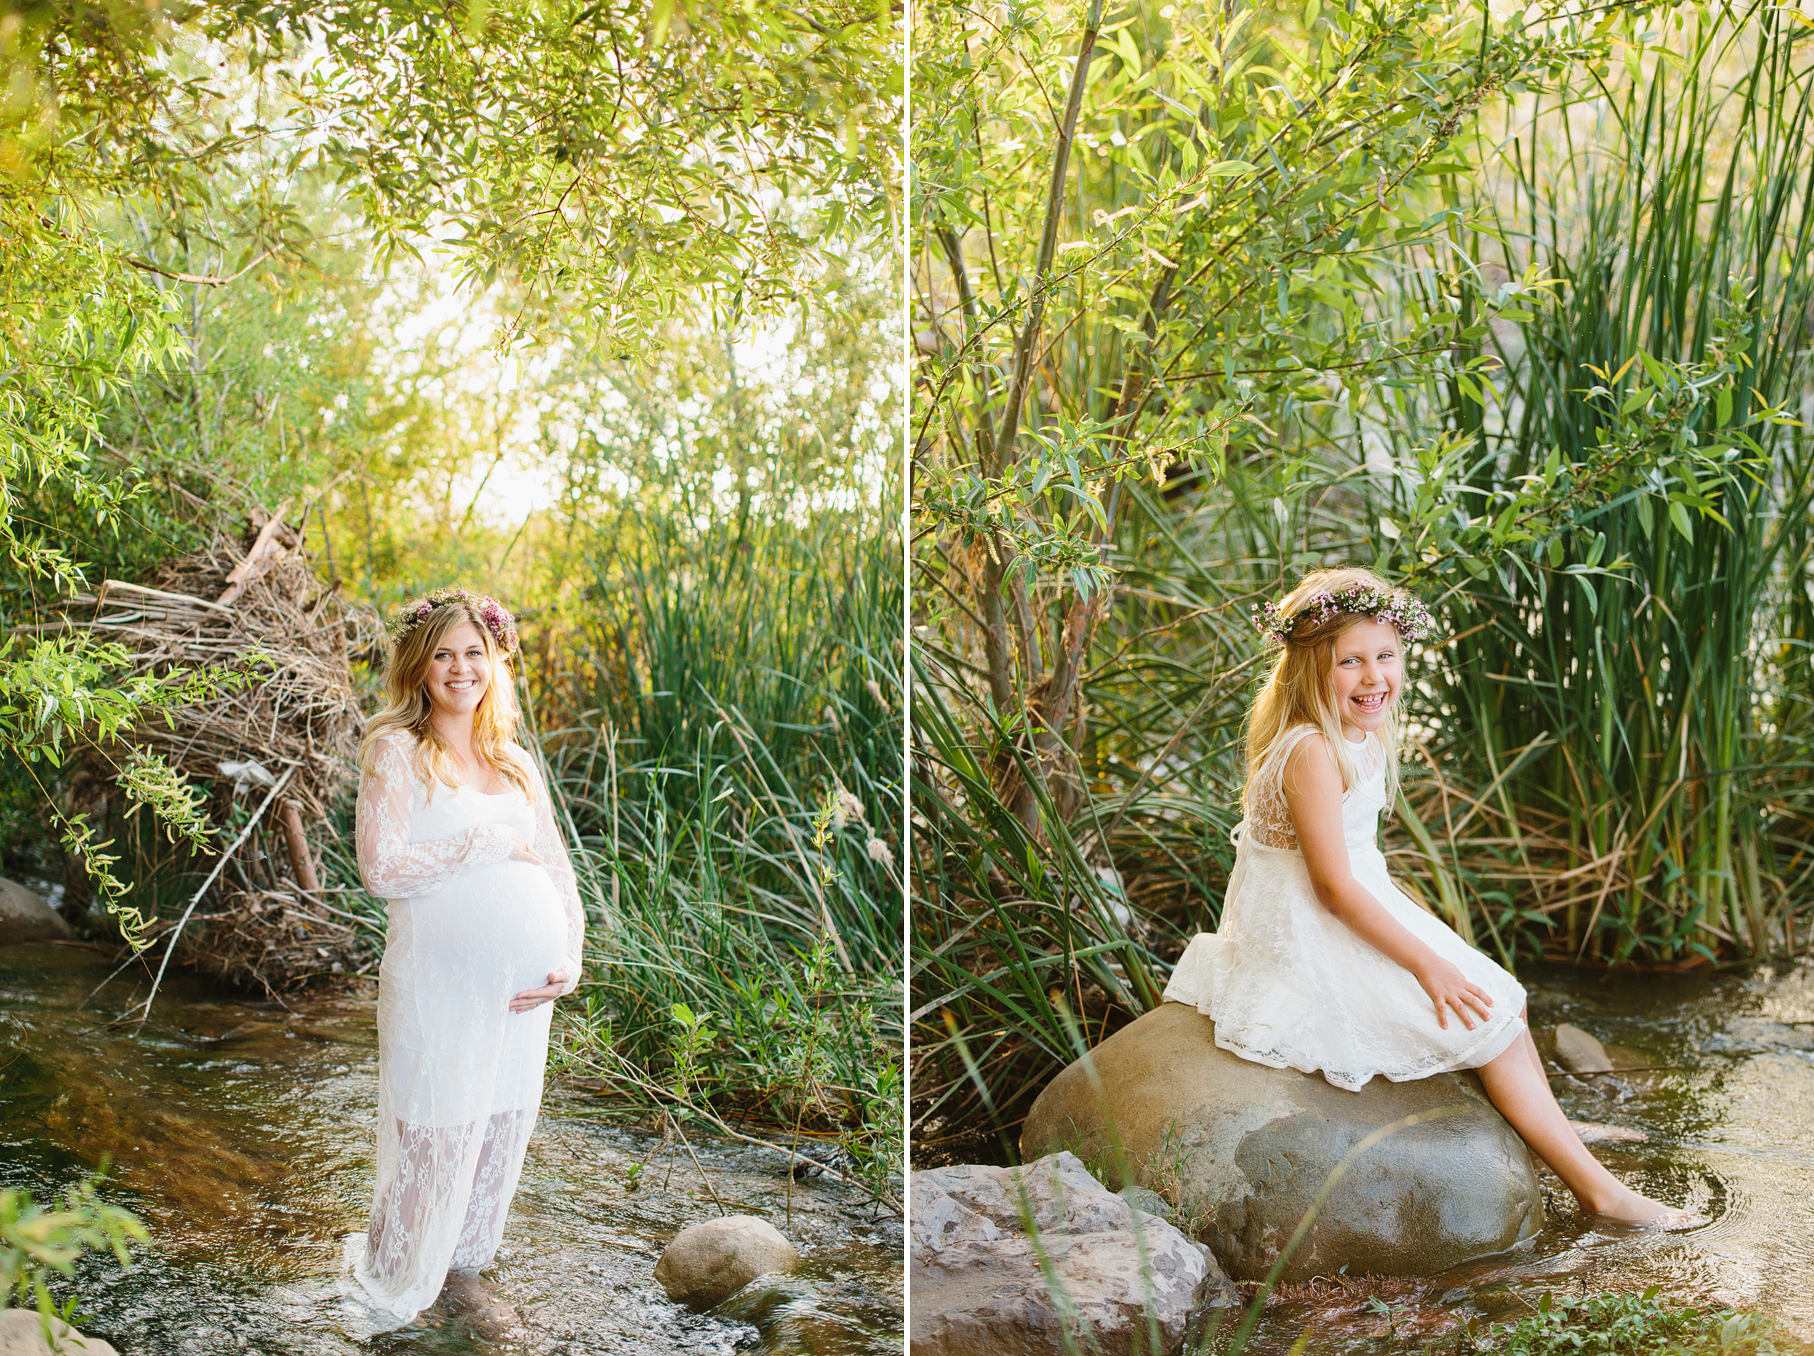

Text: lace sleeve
xmin=517 ymin=747 xmax=587 ymax=995
xmin=355 ymin=735 xmax=518 ymax=900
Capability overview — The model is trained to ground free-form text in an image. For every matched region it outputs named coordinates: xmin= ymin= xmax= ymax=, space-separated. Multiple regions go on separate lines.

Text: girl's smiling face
xmin=425 ymin=621 xmax=491 ymax=719
xmin=1330 ymin=616 xmax=1403 ymax=740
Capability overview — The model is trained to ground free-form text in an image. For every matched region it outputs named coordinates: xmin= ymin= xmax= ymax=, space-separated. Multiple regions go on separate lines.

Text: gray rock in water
xmin=1020 ymin=1002 xmax=1543 ymax=1281
xmin=653 ymin=1215 xmax=799 ymax=1309
xmin=1553 ymin=1023 xmax=1614 ymax=1073
xmin=0 ymin=1311 xmax=119 ymax=1355
xmin=910 ymin=1150 xmax=1237 ymax=1356
xmin=0 ymin=878 xmax=72 ymax=946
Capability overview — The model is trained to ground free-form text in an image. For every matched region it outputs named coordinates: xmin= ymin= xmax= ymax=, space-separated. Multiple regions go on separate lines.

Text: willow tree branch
xmin=129 ymin=765 xmax=296 ymax=1032
xmin=993 ymin=0 xmax=1103 ymax=468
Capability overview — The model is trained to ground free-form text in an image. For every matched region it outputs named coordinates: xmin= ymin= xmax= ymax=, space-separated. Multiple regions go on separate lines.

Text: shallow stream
xmin=0 ymin=942 xmax=904 ymax=1355
xmin=1223 ymin=958 xmax=1814 ymax=1352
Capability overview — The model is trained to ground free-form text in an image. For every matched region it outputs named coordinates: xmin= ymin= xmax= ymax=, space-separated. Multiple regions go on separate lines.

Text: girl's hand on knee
xmin=1416 ymin=959 xmax=1494 ymax=1031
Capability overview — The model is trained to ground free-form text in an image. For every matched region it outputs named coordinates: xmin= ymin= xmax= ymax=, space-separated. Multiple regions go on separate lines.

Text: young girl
xmin=1163 ymin=567 xmax=1696 ymax=1227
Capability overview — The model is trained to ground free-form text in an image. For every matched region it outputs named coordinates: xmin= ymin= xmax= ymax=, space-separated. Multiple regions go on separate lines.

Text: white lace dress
xmin=342 ymin=732 xmax=586 ymax=1331
xmin=1163 ymin=726 xmax=1526 ymax=1092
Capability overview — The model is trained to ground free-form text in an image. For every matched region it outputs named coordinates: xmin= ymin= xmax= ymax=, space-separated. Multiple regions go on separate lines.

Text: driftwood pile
xmin=56 ymin=512 xmax=382 ymax=991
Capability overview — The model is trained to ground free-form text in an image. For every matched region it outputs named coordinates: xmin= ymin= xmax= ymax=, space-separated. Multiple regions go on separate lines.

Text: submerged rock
xmin=910 ymin=1150 xmax=1236 ymax=1356
xmin=0 ymin=1311 xmax=119 ymax=1355
xmin=0 ymin=878 xmax=72 ymax=946
xmin=654 ymin=1215 xmax=799 ymax=1308
xmin=1020 ymin=1002 xmax=1543 ymax=1281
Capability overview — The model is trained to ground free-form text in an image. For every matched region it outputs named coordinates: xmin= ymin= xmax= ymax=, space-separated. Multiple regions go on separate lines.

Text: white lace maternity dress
xmin=344 ymin=732 xmax=586 ymax=1330
xmin=1163 ymin=725 xmax=1526 ymax=1091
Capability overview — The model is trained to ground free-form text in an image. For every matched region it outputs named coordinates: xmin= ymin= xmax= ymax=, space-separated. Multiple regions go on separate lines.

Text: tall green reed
xmin=537 ymin=513 xmax=902 ymax=967
xmin=1372 ymin=5 xmax=1814 ymax=963
xmin=533 ymin=513 xmax=904 ymax=1197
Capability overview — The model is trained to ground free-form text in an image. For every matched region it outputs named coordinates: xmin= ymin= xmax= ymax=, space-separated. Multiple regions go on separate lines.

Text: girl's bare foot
xmin=1569 ymin=1120 xmax=1647 ymax=1144
xmin=1579 ymin=1182 xmax=1707 ymax=1230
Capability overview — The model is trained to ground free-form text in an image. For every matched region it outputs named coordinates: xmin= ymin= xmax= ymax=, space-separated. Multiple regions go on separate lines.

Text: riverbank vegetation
xmin=0 ymin=1 xmax=903 ymax=1201
xmin=1467 ymin=1290 xmax=1799 ymax=1356
xmin=912 ymin=0 xmax=1814 ymax=1155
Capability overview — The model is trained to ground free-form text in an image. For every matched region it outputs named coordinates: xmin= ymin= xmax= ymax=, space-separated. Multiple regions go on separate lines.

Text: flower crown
xmin=388 ymin=588 xmax=520 ymax=656
xmin=1251 ymin=583 xmax=1435 ymax=646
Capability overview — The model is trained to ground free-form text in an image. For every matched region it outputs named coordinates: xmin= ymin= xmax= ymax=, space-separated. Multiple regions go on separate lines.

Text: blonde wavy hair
xmin=1245 ymin=566 xmax=1416 ymax=817
xmin=358 ymin=595 xmax=536 ymax=803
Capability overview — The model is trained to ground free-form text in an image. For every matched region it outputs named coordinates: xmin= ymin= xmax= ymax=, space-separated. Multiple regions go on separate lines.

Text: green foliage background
xmin=911 ymin=0 xmax=1814 ymax=1155
xmin=0 ymin=0 xmax=904 ymax=1204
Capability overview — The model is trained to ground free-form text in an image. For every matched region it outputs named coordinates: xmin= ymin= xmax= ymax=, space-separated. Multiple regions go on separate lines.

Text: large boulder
xmin=0 ymin=1311 xmax=119 ymax=1355
xmin=1020 ymin=1003 xmax=1542 ymax=1281
xmin=0 ymin=879 xmax=71 ymax=946
xmin=911 ymin=1151 xmax=1236 ymax=1356
xmin=653 ymin=1215 xmax=799 ymax=1309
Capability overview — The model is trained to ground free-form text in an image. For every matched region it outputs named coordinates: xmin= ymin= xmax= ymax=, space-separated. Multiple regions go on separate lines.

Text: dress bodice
xmin=406 ymin=779 xmax=536 ymax=850
xmin=1242 ymin=725 xmax=1389 ymax=852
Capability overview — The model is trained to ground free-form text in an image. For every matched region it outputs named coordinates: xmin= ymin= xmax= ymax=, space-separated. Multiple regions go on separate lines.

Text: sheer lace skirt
xmin=1163 ymin=835 xmax=1526 ymax=1092
xmin=352 ymin=1106 xmax=537 ymax=1319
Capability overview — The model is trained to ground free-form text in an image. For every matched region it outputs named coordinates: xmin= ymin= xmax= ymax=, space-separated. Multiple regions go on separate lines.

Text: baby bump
xmin=387 ymin=859 xmax=566 ymax=997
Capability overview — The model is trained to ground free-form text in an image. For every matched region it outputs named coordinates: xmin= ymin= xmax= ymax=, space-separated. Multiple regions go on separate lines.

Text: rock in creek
xmin=911 ymin=1151 xmax=1237 ymax=1356
xmin=1552 ymin=1023 xmax=1614 ymax=1073
xmin=0 ymin=878 xmax=71 ymax=946
xmin=0 ymin=1311 xmax=118 ymax=1356
xmin=654 ymin=1215 xmax=800 ymax=1309
xmin=1020 ymin=1002 xmax=1543 ymax=1281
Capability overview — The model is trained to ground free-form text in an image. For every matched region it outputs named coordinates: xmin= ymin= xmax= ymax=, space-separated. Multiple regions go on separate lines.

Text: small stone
xmin=653 ymin=1215 xmax=800 ymax=1309
xmin=1553 ymin=1023 xmax=1614 ymax=1073
xmin=0 ymin=1311 xmax=119 ymax=1356
xmin=0 ymin=878 xmax=73 ymax=946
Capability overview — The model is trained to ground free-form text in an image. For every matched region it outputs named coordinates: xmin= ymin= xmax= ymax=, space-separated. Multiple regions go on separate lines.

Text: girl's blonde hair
xmin=358 ymin=595 xmax=536 ymax=802
xmin=1246 ymin=566 xmax=1416 ymax=813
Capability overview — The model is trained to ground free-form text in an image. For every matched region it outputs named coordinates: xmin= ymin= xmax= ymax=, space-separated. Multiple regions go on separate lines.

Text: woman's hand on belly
xmin=509 ymin=970 xmax=570 ymax=1013
xmin=507 ymin=829 xmax=542 ymax=864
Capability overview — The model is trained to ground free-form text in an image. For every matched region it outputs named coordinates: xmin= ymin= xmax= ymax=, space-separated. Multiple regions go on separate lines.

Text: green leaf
xmin=1668 ymin=498 xmax=1694 ymax=543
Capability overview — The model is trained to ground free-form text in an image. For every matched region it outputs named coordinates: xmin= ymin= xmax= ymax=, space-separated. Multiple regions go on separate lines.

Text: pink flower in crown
xmin=389 ymin=588 xmax=520 ymax=655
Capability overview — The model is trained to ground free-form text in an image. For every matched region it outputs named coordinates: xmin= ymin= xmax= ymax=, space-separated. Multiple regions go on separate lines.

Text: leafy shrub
xmin=1470 ymin=1290 xmax=1793 ymax=1356
xmin=0 ymin=1170 xmax=145 ymax=1323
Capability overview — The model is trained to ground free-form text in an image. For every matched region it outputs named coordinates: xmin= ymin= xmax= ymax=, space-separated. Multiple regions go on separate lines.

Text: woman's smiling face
xmin=425 ymin=621 xmax=491 ymax=719
xmin=1330 ymin=616 xmax=1402 ymax=739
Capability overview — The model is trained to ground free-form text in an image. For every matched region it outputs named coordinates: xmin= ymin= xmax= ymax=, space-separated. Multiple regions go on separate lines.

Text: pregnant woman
xmin=345 ymin=588 xmax=586 ymax=1331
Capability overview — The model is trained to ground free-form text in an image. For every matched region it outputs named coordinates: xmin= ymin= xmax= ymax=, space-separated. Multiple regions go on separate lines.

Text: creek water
xmin=0 ymin=942 xmax=904 ymax=1356
xmin=1222 ymin=958 xmax=1814 ymax=1353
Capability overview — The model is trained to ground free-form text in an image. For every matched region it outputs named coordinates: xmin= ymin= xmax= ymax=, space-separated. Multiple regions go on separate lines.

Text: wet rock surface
xmin=910 ymin=1150 xmax=1236 ymax=1356
xmin=0 ymin=879 xmax=71 ymax=946
xmin=0 ymin=942 xmax=902 ymax=1356
xmin=1552 ymin=1023 xmax=1614 ymax=1072
xmin=1019 ymin=1002 xmax=1544 ymax=1281
xmin=655 ymin=1215 xmax=800 ymax=1308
